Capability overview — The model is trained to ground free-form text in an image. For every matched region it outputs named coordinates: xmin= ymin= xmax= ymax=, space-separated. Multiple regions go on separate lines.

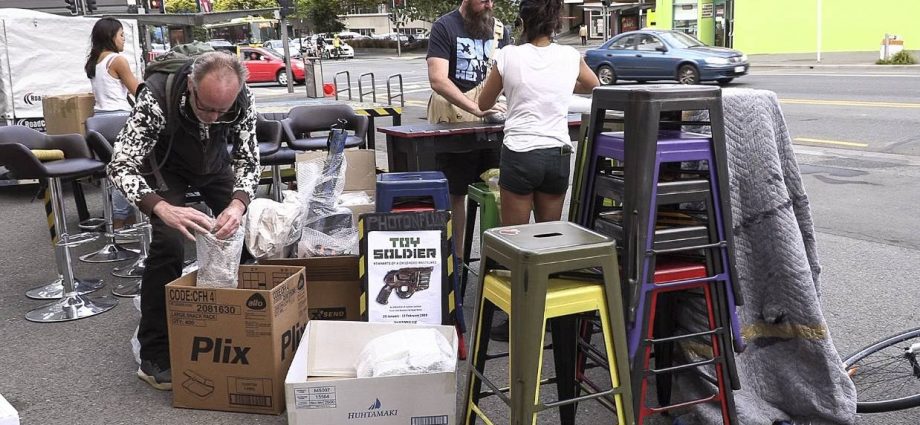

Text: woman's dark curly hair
xmin=518 ymin=0 xmax=562 ymax=43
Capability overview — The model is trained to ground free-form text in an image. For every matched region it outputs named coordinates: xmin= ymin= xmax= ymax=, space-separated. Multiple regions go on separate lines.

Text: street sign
xmin=701 ymin=3 xmax=714 ymax=18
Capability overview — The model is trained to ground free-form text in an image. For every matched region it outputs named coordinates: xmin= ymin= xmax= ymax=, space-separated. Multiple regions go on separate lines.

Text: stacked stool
xmin=464 ymin=221 xmax=633 ymax=425
xmin=460 ymin=182 xmax=500 ymax=297
xmin=0 ymin=126 xmax=118 ymax=322
xmin=374 ymin=171 xmax=467 ymax=358
xmin=574 ymin=85 xmax=743 ymax=424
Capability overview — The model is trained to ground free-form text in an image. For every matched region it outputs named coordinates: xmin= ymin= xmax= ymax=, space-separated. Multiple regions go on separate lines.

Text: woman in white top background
xmin=478 ymin=0 xmax=599 ymax=226
xmin=85 ymin=17 xmax=140 ymax=228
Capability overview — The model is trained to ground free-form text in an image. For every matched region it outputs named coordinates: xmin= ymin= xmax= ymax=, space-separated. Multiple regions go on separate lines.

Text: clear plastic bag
xmin=195 ymin=225 xmax=245 ymax=288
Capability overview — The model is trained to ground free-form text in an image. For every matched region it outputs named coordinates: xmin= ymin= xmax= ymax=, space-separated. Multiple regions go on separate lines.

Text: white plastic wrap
xmin=195 ymin=225 xmax=245 ymax=288
xmin=244 ymin=190 xmax=304 ymax=260
xmin=354 ymin=328 xmax=456 ymax=378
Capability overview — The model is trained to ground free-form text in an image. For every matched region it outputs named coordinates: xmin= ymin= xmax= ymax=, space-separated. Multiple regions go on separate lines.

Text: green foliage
xmin=306 ymin=0 xmax=345 ymax=33
xmin=406 ymin=0 xmax=520 ymax=26
xmin=165 ymin=0 xmax=198 ymax=13
xmin=212 ymin=0 xmax=277 ymax=12
xmin=875 ymin=50 xmax=916 ymax=65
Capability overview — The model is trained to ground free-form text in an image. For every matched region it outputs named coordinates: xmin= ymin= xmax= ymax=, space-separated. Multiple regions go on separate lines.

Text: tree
xmin=212 ymin=0 xmax=277 ymax=12
xmin=304 ymin=0 xmax=345 ymax=34
xmin=403 ymin=0 xmax=519 ymax=28
xmin=165 ymin=0 xmax=199 ymax=13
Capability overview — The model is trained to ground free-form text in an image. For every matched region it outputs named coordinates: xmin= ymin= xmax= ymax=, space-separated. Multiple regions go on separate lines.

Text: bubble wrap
xmin=195 ymin=225 xmax=245 ymax=288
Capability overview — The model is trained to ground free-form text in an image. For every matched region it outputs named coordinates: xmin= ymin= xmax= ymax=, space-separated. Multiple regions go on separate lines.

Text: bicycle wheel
xmin=843 ymin=327 xmax=920 ymax=413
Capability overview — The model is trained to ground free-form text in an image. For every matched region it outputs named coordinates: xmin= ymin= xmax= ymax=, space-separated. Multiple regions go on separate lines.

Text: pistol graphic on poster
xmin=376 ymin=267 xmax=434 ymax=305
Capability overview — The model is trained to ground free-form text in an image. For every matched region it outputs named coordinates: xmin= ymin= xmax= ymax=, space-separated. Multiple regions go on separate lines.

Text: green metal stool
xmin=463 ymin=221 xmax=635 ymax=425
xmin=461 ymin=182 xmax=501 ymax=297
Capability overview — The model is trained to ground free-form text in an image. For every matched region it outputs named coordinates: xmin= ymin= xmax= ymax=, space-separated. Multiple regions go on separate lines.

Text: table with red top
xmin=377 ymin=115 xmax=583 ymax=172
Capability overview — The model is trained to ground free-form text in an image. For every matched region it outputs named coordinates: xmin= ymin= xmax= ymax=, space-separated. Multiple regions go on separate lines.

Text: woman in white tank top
xmin=477 ymin=0 xmax=599 ymax=226
xmin=85 ymin=17 xmax=141 ymax=227
xmin=86 ymin=17 xmax=139 ymax=112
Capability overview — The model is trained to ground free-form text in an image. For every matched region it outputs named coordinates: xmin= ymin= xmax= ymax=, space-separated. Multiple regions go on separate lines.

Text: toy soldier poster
xmin=359 ymin=211 xmax=452 ymax=325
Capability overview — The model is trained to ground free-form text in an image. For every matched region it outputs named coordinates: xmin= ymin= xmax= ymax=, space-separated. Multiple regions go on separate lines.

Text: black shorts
xmin=499 ymin=145 xmax=572 ymax=195
xmin=436 ymin=149 xmax=501 ymax=195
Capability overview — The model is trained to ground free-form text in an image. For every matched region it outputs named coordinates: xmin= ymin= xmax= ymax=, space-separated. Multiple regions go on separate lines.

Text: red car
xmin=238 ymin=47 xmax=306 ymax=86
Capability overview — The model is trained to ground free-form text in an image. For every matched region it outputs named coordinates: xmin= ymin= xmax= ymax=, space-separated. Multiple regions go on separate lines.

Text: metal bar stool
xmin=461 ymin=182 xmax=500 ymax=298
xmin=81 ymin=113 xmax=139 ymax=264
xmin=464 ymin=221 xmax=634 ymax=425
xmin=374 ymin=171 xmax=452 ymax=213
xmin=0 ymin=125 xmax=117 ymax=321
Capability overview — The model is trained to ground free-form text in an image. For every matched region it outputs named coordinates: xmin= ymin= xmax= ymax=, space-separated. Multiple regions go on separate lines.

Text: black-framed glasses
xmin=189 ymin=86 xmax=241 ymax=125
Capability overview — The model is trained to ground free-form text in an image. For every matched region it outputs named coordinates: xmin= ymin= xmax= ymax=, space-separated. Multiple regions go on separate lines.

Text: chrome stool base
xmin=78 ymin=217 xmax=106 ymax=232
xmin=112 ymin=256 xmax=146 ymax=278
xmin=64 ymin=231 xmax=101 ymax=247
xmin=112 ymin=280 xmax=141 ymax=298
xmin=25 ymin=293 xmax=118 ymax=323
xmin=79 ymin=240 xmax=139 ymax=263
xmin=26 ymin=276 xmax=104 ymax=300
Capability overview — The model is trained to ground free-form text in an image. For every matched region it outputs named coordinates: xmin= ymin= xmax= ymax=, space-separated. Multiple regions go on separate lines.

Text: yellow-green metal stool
xmin=463 ymin=221 xmax=634 ymax=425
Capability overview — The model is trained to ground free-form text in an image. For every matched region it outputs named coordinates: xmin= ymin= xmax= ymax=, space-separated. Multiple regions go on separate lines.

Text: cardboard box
xmin=285 ymin=321 xmax=458 ymax=425
xmin=0 ymin=393 xmax=18 ymax=425
xmin=259 ymin=256 xmax=362 ymax=321
xmin=41 ymin=93 xmax=95 ymax=135
xmin=296 ymin=149 xmax=376 ymax=225
xmin=166 ymin=265 xmax=308 ymax=415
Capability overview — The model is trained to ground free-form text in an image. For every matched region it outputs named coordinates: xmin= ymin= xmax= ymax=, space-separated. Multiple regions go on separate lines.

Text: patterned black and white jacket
xmin=107 ymin=72 xmax=259 ymax=216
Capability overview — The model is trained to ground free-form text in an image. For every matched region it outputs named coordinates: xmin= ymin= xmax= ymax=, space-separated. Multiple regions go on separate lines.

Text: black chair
xmin=81 ymin=113 xmax=140 ymax=265
xmin=281 ymin=104 xmax=368 ymax=151
xmin=252 ymin=114 xmax=294 ymax=202
xmin=0 ymin=126 xmax=117 ymax=321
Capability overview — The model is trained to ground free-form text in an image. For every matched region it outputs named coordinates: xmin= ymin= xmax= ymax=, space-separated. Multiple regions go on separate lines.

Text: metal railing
xmin=358 ymin=72 xmax=376 ymax=103
xmin=386 ymin=74 xmax=404 ymax=107
xmin=333 ymin=70 xmax=352 ymax=101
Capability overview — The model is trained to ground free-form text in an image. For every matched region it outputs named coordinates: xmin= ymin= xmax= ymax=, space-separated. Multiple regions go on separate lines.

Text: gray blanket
xmin=675 ymin=88 xmax=857 ymax=424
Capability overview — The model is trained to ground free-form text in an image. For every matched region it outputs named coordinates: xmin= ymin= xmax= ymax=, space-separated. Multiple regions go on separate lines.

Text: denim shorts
xmin=499 ymin=144 xmax=572 ymax=195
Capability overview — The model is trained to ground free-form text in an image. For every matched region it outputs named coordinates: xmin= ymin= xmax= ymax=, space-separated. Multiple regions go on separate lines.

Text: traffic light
xmin=86 ymin=0 xmax=97 ymax=13
xmin=64 ymin=0 xmax=79 ymax=15
xmin=149 ymin=0 xmax=164 ymax=13
xmin=277 ymin=0 xmax=295 ymax=19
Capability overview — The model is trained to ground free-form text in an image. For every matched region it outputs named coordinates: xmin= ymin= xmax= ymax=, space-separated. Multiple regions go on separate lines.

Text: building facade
xmin=337 ymin=2 xmax=430 ymax=37
xmin=650 ymin=0 xmax=920 ymax=54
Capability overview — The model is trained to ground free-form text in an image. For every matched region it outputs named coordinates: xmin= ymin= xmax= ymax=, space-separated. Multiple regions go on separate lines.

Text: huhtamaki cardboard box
xmin=259 ymin=255 xmax=361 ymax=321
xmin=285 ymin=321 xmax=458 ymax=425
xmin=0 ymin=393 xmax=19 ymax=425
xmin=296 ymin=149 xmax=376 ymax=225
xmin=41 ymin=93 xmax=95 ymax=135
xmin=166 ymin=265 xmax=308 ymax=415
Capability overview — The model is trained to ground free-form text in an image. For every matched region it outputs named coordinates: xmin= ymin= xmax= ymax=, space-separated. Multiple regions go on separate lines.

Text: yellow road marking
xmin=794 ymin=137 xmax=869 ymax=148
xmin=780 ymin=98 xmax=920 ymax=108
xmin=405 ymin=100 xmax=427 ymax=107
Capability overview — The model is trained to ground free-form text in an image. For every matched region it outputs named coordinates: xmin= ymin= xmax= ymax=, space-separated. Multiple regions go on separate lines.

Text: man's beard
xmin=461 ymin=2 xmax=494 ymax=39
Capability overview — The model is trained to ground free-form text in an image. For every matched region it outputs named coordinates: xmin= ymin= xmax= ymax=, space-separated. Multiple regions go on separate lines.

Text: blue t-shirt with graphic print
xmin=427 ymin=9 xmax=512 ymax=93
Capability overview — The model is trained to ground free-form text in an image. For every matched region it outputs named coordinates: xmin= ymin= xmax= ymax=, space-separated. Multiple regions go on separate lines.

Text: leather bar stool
xmin=0 ymin=125 xmax=117 ymax=321
xmin=81 ymin=112 xmax=139 ymax=263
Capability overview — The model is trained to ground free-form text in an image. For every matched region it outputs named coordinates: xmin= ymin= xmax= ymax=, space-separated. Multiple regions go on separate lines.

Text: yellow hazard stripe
xmin=354 ymin=107 xmax=402 ymax=117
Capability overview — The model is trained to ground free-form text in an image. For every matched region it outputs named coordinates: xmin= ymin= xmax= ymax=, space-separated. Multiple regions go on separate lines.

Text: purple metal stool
xmin=591 ymin=130 xmax=744 ymax=357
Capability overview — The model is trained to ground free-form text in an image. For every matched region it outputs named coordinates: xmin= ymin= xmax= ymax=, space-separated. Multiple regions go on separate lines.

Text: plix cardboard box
xmin=41 ymin=93 xmax=95 ymax=135
xmin=259 ymin=255 xmax=362 ymax=321
xmin=285 ymin=321 xmax=458 ymax=425
xmin=166 ymin=265 xmax=308 ymax=415
xmin=296 ymin=149 xmax=376 ymax=225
